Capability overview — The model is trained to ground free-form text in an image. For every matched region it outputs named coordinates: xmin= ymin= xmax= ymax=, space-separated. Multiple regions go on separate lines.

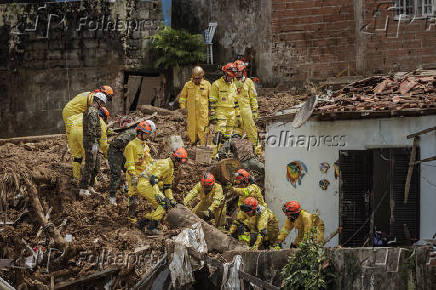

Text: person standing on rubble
xmin=209 ymin=63 xmax=239 ymax=149
xmin=62 ymin=85 xmax=114 ymax=126
xmin=232 ymin=60 xmax=260 ymax=154
xmin=67 ymin=107 xmax=109 ymax=182
xmin=216 ymin=133 xmax=264 ymax=176
xmin=179 ymin=66 xmax=211 ymax=145
xmin=183 ymin=172 xmax=226 ymax=227
xmin=79 ymin=93 xmax=108 ymax=197
xmin=134 ymin=147 xmax=188 ymax=232
xmin=276 ymin=201 xmax=325 ymax=247
xmin=124 ymin=121 xmax=155 ymax=220
xmin=229 ymin=197 xmax=278 ymax=250
xmin=108 ymin=120 xmax=156 ymax=206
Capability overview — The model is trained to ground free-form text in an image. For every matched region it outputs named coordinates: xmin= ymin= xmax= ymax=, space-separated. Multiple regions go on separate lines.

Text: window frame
xmin=393 ymin=0 xmax=435 ymax=20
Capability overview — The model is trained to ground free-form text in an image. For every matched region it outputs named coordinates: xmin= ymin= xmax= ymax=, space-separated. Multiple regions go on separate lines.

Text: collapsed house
xmin=265 ymin=70 xmax=436 ymax=247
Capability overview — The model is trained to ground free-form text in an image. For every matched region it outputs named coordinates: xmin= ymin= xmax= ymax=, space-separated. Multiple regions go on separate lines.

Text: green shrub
xmin=280 ymin=227 xmax=334 ymax=290
xmin=149 ymin=26 xmax=206 ymax=69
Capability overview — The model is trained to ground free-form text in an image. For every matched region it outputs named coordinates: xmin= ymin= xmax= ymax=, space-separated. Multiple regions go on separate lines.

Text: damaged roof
xmin=270 ymin=70 xmax=436 ymax=122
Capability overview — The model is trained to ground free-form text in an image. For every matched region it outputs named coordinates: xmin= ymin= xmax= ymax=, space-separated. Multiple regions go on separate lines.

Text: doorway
xmin=339 ymin=147 xmax=420 ymax=247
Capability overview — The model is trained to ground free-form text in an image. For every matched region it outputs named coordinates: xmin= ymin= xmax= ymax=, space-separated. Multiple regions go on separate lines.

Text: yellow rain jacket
xmin=137 ymin=158 xmax=176 ymax=221
xmin=179 ymin=79 xmax=211 ymax=145
xmin=124 ymin=137 xmax=152 ymax=197
xmin=62 ymin=92 xmax=94 ymax=125
xmin=234 ymin=78 xmax=258 ymax=144
xmin=239 ymin=206 xmax=278 ymax=249
xmin=277 ymin=210 xmax=325 ymax=245
xmin=184 ymin=182 xmax=226 ymax=226
xmin=209 ymin=77 xmax=238 ymax=139
xmin=233 ymin=183 xmax=267 ymax=223
xmin=69 ymin=116 xmax=108 ymax=179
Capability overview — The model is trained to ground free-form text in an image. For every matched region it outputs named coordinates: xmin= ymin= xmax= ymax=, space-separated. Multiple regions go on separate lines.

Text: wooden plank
xmin=54 ymin=267 xmax=119 ymax=289
xmin=404 ymin=137 xmax=418 ymax=204
xmin=414 ymin=155 xmax=436 ymax=164
xmin=0 ymin=134 xmax=65 ymax=146
xmin=238 ymin=270 xmax=280 ymax=290
xmin=407 ymin=126 xmax=436 ymax=139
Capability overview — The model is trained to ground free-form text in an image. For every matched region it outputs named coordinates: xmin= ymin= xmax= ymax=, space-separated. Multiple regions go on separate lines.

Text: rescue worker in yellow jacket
xmin=124 ymin=121 xmax=154 ymax=223
xmin=179 ymin=66 xmax=211 ymax=145
xmin=233 ymin=60 xmax=259 ymax=147
xmin=62 ymin=85 xmax=113 ymax=125
xmin=183 ymin=172 xmax=226 ymax=227
xmin=68 ymin=107 xmax=109 ymax=180
xmin=135 ymin=147 xmax=188 ymax=232
xmin=209 ymin=63 xmax=239 ymax=146
xmin=229 ymin=197 xmax=278 ymax=250
xmin=277 ymin=201 xmax=325 ymax=247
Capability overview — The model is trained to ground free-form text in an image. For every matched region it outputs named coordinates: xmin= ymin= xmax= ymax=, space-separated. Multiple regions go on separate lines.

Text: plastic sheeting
xmin=168 ymin=222 xmax=207 ymax=288
xmin=221 ymin=255 xmax=244 ymax=290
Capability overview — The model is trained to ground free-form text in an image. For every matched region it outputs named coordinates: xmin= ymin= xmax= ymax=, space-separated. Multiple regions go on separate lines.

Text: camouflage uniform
xmin=80 ymin=106 xmax=101 ymax=189
xmin=108 ymin=128 xmax=136 ymax=197
xmin=218 ymin=137 xmax=264 ymax=175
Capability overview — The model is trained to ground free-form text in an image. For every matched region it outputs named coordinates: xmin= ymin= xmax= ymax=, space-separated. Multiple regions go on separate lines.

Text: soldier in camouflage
xmin=216 ymin=134 xmax=264 ymax=176
xmin=107 ymin=128 xmax=136 ymax=205
xmin=79 ymin=92 xmax=107 ymax=197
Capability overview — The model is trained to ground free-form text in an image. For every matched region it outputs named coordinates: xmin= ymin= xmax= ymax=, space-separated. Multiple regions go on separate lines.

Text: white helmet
xmin=94 ymin=92 xmax=107 ymax=104
xmin=145 ymin=120 xmax=156 ymax=134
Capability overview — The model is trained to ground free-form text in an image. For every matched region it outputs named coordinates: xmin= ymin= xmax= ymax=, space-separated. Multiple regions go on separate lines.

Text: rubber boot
xmin=128 ymin=195 xmax=137 ymax=223
xmin=136 ymin=218 xmax=150 ymax=230
xmin=72 ymin=162 xmax=81 ymax=180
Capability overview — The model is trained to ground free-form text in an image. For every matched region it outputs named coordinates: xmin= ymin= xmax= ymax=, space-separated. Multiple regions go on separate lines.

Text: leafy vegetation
xmin=149 ymin=26 xmax=206 ymax=69
xmin=280 ymin=227 xmax=335 ymax=290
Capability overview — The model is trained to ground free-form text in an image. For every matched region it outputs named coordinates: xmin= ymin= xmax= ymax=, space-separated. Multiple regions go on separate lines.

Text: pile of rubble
xmin=315 ymin=70 xmax=436 ymax=113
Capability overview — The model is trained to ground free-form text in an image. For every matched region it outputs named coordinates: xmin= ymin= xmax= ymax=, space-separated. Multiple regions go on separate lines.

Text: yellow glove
xmin=252 ymin=111 xmax=258 ymax=120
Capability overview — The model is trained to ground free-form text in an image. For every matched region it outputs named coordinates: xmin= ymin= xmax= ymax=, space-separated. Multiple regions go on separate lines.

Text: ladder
xmin=204 ymin=22 xmax=217 ymax=64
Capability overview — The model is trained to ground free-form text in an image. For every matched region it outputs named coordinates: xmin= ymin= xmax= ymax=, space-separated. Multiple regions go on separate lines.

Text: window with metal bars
xmin=393 ymin=0 xmax=434 ymax=18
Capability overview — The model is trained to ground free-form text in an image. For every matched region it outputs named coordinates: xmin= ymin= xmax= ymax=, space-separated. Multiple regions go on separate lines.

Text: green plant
xmin=280 ymin=227 xmax=334 ymax=290
xmin=149 ymin=26 xmax=206 ymax=70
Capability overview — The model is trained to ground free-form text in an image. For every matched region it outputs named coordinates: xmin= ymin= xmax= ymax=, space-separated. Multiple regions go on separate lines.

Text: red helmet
xmin=172 ymin=147 xmax=188 ymax=164
xmin=240 ymin=197 xmax=258 ymax=214
xmin=282 ymin=201 xmax=301 ymax=215
xmin=222 ymin=63 xmax=236 ymax=78
xmin=234 ymin=168 xmax=250 ymax=183
xmin=136 ymin=121 xmax=152 ymax=135
xmin=98 ymin=107 xmax=109 ymax=121
xmin=201 ymin=172 xmax=215 ymax=187
xmin=233 ymin=60 xmax=246 ymax=72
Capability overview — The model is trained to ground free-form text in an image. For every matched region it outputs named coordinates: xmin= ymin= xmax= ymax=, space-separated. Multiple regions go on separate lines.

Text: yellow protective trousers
xmin=215 ymin=107 xmax=236 ymax=139
xmin=69 ymin=126 xmax=85 ymax=180
xmin=235 ymin=79 xmax=258 ymax=145
xmin=136 ymin=177 xmax=167 ymax=221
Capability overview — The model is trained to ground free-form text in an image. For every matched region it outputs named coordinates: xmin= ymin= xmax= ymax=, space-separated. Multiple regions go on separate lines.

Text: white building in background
xmin=265 ymin=107 xmax=436 ymax=247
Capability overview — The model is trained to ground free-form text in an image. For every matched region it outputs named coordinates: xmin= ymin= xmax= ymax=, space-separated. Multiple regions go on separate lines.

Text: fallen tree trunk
xmin=0 ymin=134 xmax=64 ymax=146
xmin=139 ymin=105 xmax=181 ymax=116
xmin=166 ymin=204 xmax=248 ymax=253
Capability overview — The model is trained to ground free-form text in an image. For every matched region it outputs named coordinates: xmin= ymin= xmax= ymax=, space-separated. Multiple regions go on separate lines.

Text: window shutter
xmin=339 ymin=150 xmax=371 ymax=246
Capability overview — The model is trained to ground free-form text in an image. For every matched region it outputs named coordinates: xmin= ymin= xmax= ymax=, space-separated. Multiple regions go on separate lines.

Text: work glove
xmin=149 ymin=175 xmax=158 ymax=186
xmin=272 ymin=243 xmax=282 ymax=250
xmin=209 ymin=113 xmax=217 ymax=124
xmin=131 ymin=175 xmax=138 ymax=187
xmin=252 ymin=111 xmax=258 ymax=121
xmin=91 ymin=143 xmax=99 ymax=154
xmin=169 ymin=198 xmax=177 ymax=207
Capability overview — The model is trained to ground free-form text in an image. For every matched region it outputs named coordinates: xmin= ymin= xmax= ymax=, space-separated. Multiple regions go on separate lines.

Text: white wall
xmin=265 ymin=115 xmax=436 ymax=247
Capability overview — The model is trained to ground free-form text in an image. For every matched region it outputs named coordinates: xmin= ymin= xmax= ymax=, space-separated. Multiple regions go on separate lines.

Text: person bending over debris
xmin=79 ymin=93 xmax=108 ymax=197
xmin=62 ymin=85 xmax=113 ymax=126
xmin=183 ymin=172 xmax=226 ymax=227
xmin=276 ymin=201 xmax=325 ymax=247
xmin=68 ymin=107 xmax=109 ymax=181
xmin=209 ymin=63 xmax=238 ymax=149
xmin=179 ymin=66 xmax=211 ymax=145
xmin=135 ymin=147 xmax=188 ymax=232
xmin=233 ymin=60 xmax=259 ymax=148
xmin=216 ymin=134 xmax=264 ymax=176
xmin=108 ymin=120 xmax=156 ymax=206
xmin=124 ymin=121 xmax=154 ymax=221
xmin=229 ymin=197 xmax=278 ymax=250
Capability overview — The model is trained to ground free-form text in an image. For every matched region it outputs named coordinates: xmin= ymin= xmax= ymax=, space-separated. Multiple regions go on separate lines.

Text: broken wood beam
xmin=414 ymin=155 xmax=436 ymax=164
xmin=407 ymin=126 xmax=436 ymax=139
xmin=238 ymin=270 xmax=280 ymax=290
xmin=166 ymin=204 xmax=248 ymax=253
xmin=54 ymin=267 xmax=120 ymax=289
xmin=404 ymin=137 xmax=418 ymax=204
xmin=0 ymin=134 xmax=65 ymax=146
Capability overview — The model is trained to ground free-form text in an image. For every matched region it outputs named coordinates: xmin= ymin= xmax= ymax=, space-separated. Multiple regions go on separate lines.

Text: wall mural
xmin=286 ymin=161 xmax=308 ymax=188
xmin=319 ymin=179 xmax=330 ymax=190
xmin=333 ymin=161 xmax=340 ymax=179
xmin=319 ymin=162 xmax=330 ymax=173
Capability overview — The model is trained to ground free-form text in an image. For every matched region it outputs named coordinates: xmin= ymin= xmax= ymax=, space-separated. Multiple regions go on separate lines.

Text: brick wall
xmin=0 ymin=0 xmax=161 ymax=138
xmin=272 ymin=0 xmax=436 ymax=85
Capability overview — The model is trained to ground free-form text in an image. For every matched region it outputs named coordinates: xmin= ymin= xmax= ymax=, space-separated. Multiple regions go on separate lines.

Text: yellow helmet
xmin=192 ymin=66 xmax=204 ymax=78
